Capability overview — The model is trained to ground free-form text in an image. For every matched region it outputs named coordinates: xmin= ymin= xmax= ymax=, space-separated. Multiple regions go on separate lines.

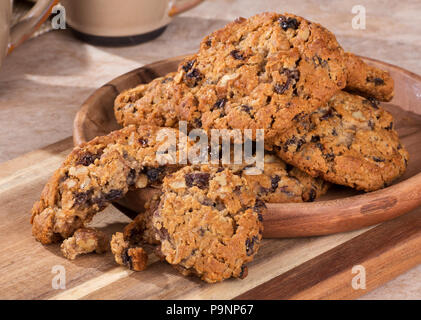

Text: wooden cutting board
xmin=0 ymin=137 xmax=420 ymax=300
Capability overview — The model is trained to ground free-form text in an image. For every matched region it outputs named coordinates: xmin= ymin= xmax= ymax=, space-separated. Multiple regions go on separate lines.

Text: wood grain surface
xmin=236 ymin=208 xmax=421 ymax=299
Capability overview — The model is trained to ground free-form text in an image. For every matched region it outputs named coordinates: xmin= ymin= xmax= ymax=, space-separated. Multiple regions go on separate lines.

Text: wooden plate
xmin=73 ymin=55 xmax=421 ymax=238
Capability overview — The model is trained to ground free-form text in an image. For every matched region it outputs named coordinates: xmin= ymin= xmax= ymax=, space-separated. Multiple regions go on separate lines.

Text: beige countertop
xmin=0 ymin=0 xmax=420 ymax=299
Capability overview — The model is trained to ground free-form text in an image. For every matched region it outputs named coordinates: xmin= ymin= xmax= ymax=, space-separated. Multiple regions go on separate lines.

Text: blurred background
xmin=0 ymin=0 xmax=420 ymax=299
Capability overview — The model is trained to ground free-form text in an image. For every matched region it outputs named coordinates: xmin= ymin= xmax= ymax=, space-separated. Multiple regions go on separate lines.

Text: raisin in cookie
xmin=115 ymin=12 xmax=393 ymax=142
xmin=31 ymin=125 xmax=190 ymax=245
xmin=273 ymin=91 xmax=408 ymax=191
xmin=151 ymin=165 xmax=264 ymax=283
xmin=60 ymin=228 xmax=109 ymax=260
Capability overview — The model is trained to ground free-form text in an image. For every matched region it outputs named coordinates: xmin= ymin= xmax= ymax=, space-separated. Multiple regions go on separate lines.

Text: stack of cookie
xmin=30 ymin=13 xmax=408 ymax=283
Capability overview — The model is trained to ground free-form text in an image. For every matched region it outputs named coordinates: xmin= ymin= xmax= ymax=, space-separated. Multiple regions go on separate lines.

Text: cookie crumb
xmin=60 ymin=228 xmax=108 ymax=260
xmin=111 ymin=232 xmax=148 ymax=271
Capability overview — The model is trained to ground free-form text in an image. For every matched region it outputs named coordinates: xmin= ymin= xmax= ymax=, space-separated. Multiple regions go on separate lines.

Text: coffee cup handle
xmin=8 ymin=0 xmax=58 ymax=54
xmin=168 ymin=0 xmax=204 ymax=17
